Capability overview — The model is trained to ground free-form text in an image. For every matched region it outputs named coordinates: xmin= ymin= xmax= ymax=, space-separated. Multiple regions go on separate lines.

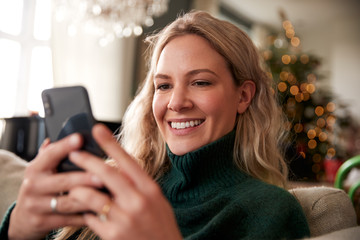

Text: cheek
xmin=152 ymin=95 xmax=167 ymax=125
xmin=203 ymin=94 xmax=238 ymax=122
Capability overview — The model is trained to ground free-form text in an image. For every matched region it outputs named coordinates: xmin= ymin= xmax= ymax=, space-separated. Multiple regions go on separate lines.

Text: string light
xmin=300 ymin=54 xmax=309 ymax=64
xmin=327 ymin=148 xmax=336 ymax=158
xmin=282 ymin=54 xmax=291 ymax=64
xmin=286 ymin=28 xmax=295 ymax=38
xmin=287 ymin=74 xmax=297 ymax=84
xmin=315 ymin=106 xmax=324 ymax=116
xmin=308 ymin=139 xmax=317 ymax=149
xmin=282 ymin=20 xmax=292 ymax=30
xmin=280 ymin=71 xmax=289 ymax=81
xmin=291 ymin=37 xmax=301 ymax=47
xmin=290 ymin=85 xmax=299 ymax=95
xmin=300 ymin=83 xmax=308 ymax=92
xmin=326 ymin=115 xmax=336 ymax=126
xmin=319 ymin=132 xmax=328 ymax=142
xmin=294 ymin=123 xmax=303 ymax=133
xmin=277 ymin=82 xmax=287 ymax=92
xmin=317 ymin=118 xmax=326 ymax=128
xmin=307 ymin=129 xmax=317 ymax=139
xmin=295 ymin=93 xmax=304 ymax=102
xmin=326 ymin=102 xmax=336 ymax=112
xmin=263 ymin=10 xmax=355 ymax=181
xmin=303 ymin=93 xmax=310 ymax=101
xmin=306 ymin=83 xmax=316 ymax=94
xmin=263 ymin=50 xmax=273 ymax=60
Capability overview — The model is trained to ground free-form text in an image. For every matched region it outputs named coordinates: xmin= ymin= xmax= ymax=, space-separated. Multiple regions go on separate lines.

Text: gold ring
xmin=98 ymin=202 xmax=112 ymax=222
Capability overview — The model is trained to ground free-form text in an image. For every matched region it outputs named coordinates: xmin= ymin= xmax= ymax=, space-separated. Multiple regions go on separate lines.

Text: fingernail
xmin=69 ymin=134 xmax=80 ymax=146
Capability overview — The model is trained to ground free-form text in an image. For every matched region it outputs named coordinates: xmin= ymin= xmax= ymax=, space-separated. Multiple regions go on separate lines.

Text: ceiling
xmin=220 ymin=0 xmax=360 ymax=32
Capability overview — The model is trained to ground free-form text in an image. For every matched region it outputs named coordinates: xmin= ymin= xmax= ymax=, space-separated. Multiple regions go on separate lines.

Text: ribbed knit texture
xmin=159 ymin=131 xmax=310 ymax=240
xmin=0 ymin=132 xmax=310 ymax=240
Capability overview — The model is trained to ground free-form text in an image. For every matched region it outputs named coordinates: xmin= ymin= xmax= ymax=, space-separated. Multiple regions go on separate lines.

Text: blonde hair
xmin=121 ymin=10 xmax=288 ymax=186
xmin=56 ymin=10 xmax=288 ymax=240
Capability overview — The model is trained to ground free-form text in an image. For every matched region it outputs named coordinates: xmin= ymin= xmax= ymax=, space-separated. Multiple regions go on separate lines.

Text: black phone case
xmin=41 ymin=86 xmax=105 ymax=172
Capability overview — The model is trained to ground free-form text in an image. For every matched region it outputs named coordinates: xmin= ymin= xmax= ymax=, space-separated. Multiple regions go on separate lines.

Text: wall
xmin=51 ymin=0 xmax=193 ymax=122
xmin=51 ymin=17 xmax=136 ymax=122
xmin=301 ymin=13 xmax=360 ymax=119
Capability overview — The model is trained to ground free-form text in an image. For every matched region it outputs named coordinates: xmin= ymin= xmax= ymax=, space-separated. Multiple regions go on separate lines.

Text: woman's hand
xmin=8 ymin=134 xmax=105 ymax=240
xmin=68 ymin=124 xmax=182 ymax=240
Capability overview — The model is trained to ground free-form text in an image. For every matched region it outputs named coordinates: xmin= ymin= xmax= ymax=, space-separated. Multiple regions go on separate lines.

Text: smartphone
xmin=42 ymin=86 xmax=105 ymax=172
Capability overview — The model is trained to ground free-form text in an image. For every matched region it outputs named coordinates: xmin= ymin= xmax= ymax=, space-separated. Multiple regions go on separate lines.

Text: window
xmin=0 ymin=0 xmax=53 ymax=118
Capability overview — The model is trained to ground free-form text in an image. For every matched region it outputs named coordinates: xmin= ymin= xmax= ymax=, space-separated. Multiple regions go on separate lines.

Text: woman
xmin=1 ymin=11 xmax=309 ymax=239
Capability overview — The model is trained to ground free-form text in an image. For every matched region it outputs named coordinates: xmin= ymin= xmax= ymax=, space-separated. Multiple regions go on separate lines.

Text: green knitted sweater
xmin=158 ymin=131 xmax=310 ymax=240
xmin=0 ymin=131 xmax=309 ymax=240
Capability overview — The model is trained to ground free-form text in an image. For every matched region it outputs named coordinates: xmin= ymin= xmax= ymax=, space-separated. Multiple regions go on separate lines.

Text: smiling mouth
xmin=170 ymin=120 xmax=204 ymax=129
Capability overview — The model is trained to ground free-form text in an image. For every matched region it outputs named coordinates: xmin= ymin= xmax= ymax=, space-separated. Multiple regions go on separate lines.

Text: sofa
xmin=1 ymin=149 xmax=359 ymax=239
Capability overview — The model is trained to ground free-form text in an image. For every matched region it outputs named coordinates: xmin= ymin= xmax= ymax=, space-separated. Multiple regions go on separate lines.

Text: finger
xmin=51 ymin=195 xmax=90 ymax=214
xmin=92 ymin=124 xmax=152 ymax=186
xmin=24 ymin=195 xmax=90 ymax=214
xmin=84 ymin=213 xmax=123 ymax=239
xmin=69 ymin=186 xmax=126 ymax=225
xmin=39 ymin=138 xmax=51 ymax=152
xmin=9 ymin=211 xmax=86 ymax=239
xmin=30 ymin=133 xmax=83 ymax=172
xmin=69 ymin=186 xmax=112 ymax=215
xmin=24 ymin=172 xmax=104 ymax=195
xmin=69 ymin=151 xmax=141 ymax=203
xmin=33 ymin=214 xmax=86 ymax=231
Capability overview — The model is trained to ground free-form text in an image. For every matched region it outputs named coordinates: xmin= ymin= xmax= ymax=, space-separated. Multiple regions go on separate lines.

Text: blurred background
xmin=0 ymin=0 xmax=360 ymax=182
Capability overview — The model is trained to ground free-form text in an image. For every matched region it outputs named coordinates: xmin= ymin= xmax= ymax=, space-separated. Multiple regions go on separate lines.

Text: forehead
xmin=156 ymin=34 xmax=228 ymax=73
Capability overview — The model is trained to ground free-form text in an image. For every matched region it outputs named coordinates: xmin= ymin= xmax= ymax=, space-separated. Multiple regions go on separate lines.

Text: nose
xmin=167 ymin=87 xmax=193 ymax=112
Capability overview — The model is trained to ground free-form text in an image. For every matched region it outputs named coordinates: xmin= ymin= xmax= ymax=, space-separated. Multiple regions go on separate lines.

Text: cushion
xmin=290 ymin=186 xmax=358 ymax=237
xmin=0 ymin=150 xmax=27 ymax=219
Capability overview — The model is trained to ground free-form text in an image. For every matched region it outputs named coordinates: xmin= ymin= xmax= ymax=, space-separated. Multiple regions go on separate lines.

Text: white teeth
xmin=171 ymin=120 xmax=203 ymax=129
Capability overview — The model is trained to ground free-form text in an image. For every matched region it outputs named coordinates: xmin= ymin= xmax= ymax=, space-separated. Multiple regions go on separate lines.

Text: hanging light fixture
xmin=54 ymin=0 xmax=169 ymax=46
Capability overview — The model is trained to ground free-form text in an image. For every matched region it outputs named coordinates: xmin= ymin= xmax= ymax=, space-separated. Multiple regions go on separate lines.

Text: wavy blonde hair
xmin=121 ymin=10 xmax=288 ymax=186
xmin=55 ymin=10 xmax=288 ymax=240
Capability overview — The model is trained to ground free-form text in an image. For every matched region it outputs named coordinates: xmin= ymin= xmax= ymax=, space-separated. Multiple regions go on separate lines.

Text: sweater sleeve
xmin=0 ymin=202 xmax=16 ymax=240
xmin=0 ymin=202 xmax=59 ymax=240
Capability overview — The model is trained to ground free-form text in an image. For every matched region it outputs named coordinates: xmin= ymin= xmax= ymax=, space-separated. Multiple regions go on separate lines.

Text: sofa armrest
xmin=289 ymin=186 xmax=357 ymax=237
xmin=0 ymin=150 xmax=27 ymax=219
xmin=303 ymin=226 xmax=360 ymax=240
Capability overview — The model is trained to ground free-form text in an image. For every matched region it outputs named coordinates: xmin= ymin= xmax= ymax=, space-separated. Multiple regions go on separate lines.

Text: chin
xmin=168 ymin=143 xmax=204 ymax=156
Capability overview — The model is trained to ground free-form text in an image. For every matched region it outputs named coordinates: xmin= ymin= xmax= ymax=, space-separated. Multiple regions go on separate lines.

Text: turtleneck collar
xmin=160 ymin=130 xmax=249 ymax=202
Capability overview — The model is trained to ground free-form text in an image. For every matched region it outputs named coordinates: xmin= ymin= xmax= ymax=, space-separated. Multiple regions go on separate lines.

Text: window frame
xmin=0 ymin=0 xmax=52 ymax=117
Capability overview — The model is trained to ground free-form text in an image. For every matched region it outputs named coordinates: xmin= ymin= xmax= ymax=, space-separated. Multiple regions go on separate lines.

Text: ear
xmin=237 ymin=80 xmax=256 ymax=114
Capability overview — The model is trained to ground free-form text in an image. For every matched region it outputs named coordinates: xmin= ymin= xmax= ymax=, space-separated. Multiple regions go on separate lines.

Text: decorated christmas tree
xmin=262 ymin=11 xmax=359 ymax=181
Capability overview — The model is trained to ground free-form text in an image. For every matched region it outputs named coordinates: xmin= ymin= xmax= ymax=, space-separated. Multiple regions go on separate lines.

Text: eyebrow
xmin=186 ymin=69 xmax=219 ymax=78
xmin=154 ymin=68 xmax=219 ymax=80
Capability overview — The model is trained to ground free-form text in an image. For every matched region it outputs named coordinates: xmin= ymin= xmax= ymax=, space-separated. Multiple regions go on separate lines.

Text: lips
xmin=170 ymin=120 xmax=204 ymax=129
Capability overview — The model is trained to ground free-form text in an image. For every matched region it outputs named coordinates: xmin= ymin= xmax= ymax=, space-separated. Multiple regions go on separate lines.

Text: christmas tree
xmin=262 ymin=11 xmax=359 ymax=181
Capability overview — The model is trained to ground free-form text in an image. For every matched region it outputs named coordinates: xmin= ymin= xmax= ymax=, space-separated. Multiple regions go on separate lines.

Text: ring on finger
xmin=98 ymin=202 xmax=112 ymax=222
xmin=50 ymin=197 xmax=58 ymax=213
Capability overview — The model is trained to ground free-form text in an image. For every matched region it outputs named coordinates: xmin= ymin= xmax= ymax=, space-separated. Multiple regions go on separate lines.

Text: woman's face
xmin=152 ymin=34 xmax=242 ymax=155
